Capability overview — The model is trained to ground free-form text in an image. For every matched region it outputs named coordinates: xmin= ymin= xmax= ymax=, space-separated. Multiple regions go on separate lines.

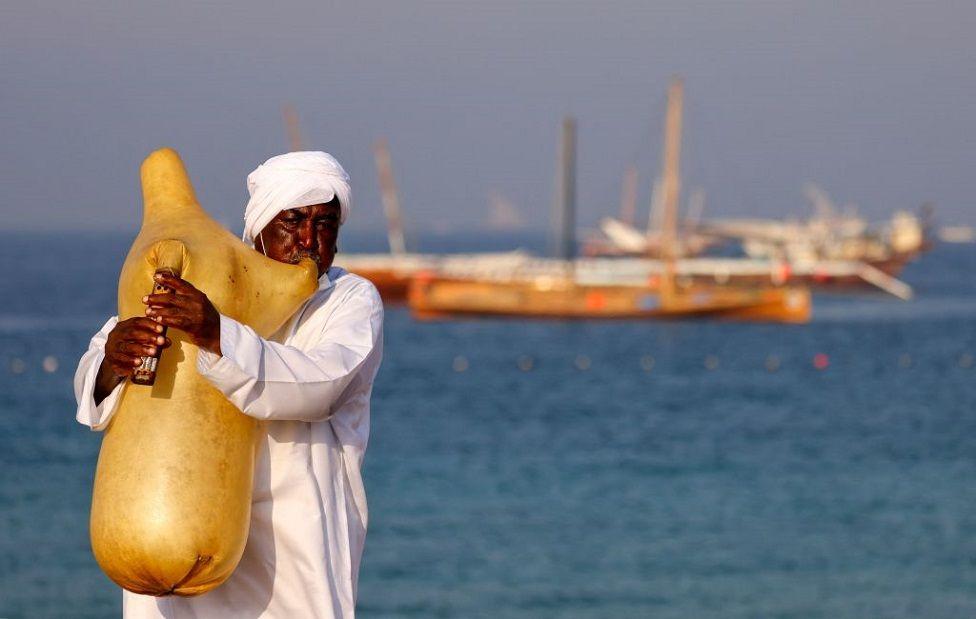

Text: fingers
xmin=145 ymin=278 xmax=205 ymax=314
xmin=154 ymin=272 xmax=196 ymax=294
xmin=144 ymin=306 xmax=216 ymax=349
xmin=118 ymin=339 xmax=160 ymax=358
xmin=144 ymin=292 xmax=178 ymax=307
xmin=108 ymin=319 xmax=170 ymax=355
xmin=121 ymin=316 xmax=165 ymax=332
xmin=107 ymin=355 xmax=142 ymax=377
xmin=103 ymin=341 xmax=144 ymax=376
xmin=104 ymin=314 xmax=177 ymax=379
xmin=145 ymin=306 xmax=192 ymax=330
xmin=145 ymin=291 xmax=200 ymax=311
xmin=145 ymin=297 xmax=203 ymax=323
xmin=141 ymin=275 xmax=217 ymax=345
xmin=104 ymin=334 xmax=172 ymax=375
xmin=117 ymin=317 xmax=166 ymax=342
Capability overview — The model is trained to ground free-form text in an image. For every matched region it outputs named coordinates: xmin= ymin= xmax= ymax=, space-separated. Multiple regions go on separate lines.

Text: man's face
xmin=256 ymin=199 xmax=341 ymax=278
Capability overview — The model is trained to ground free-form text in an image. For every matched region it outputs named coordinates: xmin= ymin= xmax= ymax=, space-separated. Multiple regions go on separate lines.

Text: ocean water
xmin=2 ymin=232 xmax=976 ymax=618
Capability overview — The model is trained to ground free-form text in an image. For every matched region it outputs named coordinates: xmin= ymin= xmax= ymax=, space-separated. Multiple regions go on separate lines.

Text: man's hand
xmin=144 ymin=272 xmax=222 ymax=354
xmin=94 ymin=317 xmax=171 ymax=404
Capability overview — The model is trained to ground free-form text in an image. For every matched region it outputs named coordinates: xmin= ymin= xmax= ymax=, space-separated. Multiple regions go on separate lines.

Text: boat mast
xmin=551 ymin=116 xmax=577 ymax=263
xmin=647 ymin=178 xmax=663 ymax=243
xmin=686 ymin=187 xmax=706 ymax=229
xmin=659 ymin=76 xmax=683 ymax=302
xmin=618 ymin=164 xmax=639 ymax=226
xmin=282 ymin=103 xmax=305 ymax=151
xmin=373 ymin=139 xmax=407 ymax=256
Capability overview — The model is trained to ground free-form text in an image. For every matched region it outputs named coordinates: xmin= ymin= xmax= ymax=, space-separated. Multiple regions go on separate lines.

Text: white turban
xmin=243 ymin=151 xmax=352 ymax=246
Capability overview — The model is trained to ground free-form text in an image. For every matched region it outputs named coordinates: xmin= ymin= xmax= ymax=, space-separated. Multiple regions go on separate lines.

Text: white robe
xmin=73 ymin=267 xmax=384 ymax=619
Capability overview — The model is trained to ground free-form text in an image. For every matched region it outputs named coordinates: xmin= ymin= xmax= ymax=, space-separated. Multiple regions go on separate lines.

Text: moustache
xmin=291 ymin=251 xmax=321 ymax=265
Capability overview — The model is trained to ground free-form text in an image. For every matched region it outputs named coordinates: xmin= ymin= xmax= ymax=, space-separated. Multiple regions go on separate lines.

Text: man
xmin=73 ymin=151 xmax=384 ymax=618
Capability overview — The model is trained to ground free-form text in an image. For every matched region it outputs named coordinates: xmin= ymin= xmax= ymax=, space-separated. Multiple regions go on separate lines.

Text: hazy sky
xmin=3 ymin=1 xmax=975 ymax=239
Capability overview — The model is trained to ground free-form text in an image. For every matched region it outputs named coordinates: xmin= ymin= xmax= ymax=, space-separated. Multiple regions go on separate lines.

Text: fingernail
xmin=154 ymin=273 xmax=163 ymax=280
xmin=148 ymin=347 xmax=157 ymax=355
xmin=156 ymin=336 xmax=165 ymax=345
xmin=142 ymin=296 xmax=148 ymax=303
xmin=156 ymin=325 xmax=163 ymax=333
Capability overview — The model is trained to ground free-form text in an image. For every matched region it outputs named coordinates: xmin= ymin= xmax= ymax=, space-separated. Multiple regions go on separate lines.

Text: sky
xmin=2 ymin=1 xmax=975 ymax=241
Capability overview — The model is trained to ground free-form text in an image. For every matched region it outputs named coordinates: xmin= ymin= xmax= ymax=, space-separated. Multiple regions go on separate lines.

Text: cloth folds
xmin=243 ymin=151 xmax=352 ymax=246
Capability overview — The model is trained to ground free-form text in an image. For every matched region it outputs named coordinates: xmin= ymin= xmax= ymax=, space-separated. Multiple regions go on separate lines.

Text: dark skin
xmin=93 ymin=200 xmax=342 ymax=404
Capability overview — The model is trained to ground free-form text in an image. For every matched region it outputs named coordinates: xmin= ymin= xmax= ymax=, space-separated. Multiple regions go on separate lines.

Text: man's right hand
xmin=93 ymin=317 xmax=171 ymax=405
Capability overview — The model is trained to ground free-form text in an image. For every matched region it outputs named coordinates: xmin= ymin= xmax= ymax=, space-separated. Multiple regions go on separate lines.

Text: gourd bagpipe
xmin=89 ymin=148 xmax=318 ymax=596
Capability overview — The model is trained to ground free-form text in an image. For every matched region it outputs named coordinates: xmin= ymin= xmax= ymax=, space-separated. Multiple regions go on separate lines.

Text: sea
xmin=2 ymin=231 xmax=976 ymax=619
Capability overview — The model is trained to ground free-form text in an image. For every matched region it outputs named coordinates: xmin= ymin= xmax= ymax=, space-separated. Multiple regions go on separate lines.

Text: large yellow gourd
xmin=89 ymin=148 xmax=318 ymax=596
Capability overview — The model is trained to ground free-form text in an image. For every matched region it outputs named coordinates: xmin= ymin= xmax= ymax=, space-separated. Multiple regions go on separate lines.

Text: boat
xmin=336 ymin=139 xmax=532 ymax=303
xmin=407 ymin=78 xmax=813 ymax=323
xmin=581 ymin=167 xmax=718 ymax=259
xmin=578 ymin=100 xmax=930 ymax=292
xmin=338 ymin=250 xmax=530 ymax=302
xmin=938 ymin=225 xmax=976 ymax=244
xmin=409 ymin=271 xmax=809 ymax=323
xmin=699 ymin=186 xmax=931 ymax=283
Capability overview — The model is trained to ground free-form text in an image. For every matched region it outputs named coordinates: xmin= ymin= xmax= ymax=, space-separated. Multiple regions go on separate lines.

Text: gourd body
xmin=89 ymin=148 xmax=318 ymax=596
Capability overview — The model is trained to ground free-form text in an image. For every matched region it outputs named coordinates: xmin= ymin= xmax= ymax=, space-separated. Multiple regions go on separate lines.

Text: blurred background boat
xmin=938 ymin=224 xmax=976 ymax=244
xmin=579 ymin=111 xmax=930 ymax=298
xmin=321 ymin=76 xmax=921 ymax=310
xmin=408 ymin=78 xmax=812 ymax=323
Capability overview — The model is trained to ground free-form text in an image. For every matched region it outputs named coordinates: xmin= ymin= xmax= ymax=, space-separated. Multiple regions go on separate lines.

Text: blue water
xmin=2 ymin=233 xmax=976 ymax=618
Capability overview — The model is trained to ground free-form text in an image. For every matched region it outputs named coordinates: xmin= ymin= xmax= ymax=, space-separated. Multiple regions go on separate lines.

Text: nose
xmin=298 ymin=219 xmax=317 ymax=251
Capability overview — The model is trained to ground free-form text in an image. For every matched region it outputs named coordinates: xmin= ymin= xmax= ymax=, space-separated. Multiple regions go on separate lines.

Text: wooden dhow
xmin=409 ymin=272 xmax=810 ymax=323
xmin=408 ymin=78 xmax=813 ymax=324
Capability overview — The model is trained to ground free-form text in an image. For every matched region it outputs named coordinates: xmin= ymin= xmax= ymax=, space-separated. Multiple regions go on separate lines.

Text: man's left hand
xmin=144 ymin=272 xmax=222 ymax=354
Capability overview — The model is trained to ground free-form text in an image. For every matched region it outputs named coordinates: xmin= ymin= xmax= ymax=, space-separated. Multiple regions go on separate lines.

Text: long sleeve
xmin=74 ymin=316 xmax=127 ymax=431
xmin=195 ymin=282 xmax=383 ymax=423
